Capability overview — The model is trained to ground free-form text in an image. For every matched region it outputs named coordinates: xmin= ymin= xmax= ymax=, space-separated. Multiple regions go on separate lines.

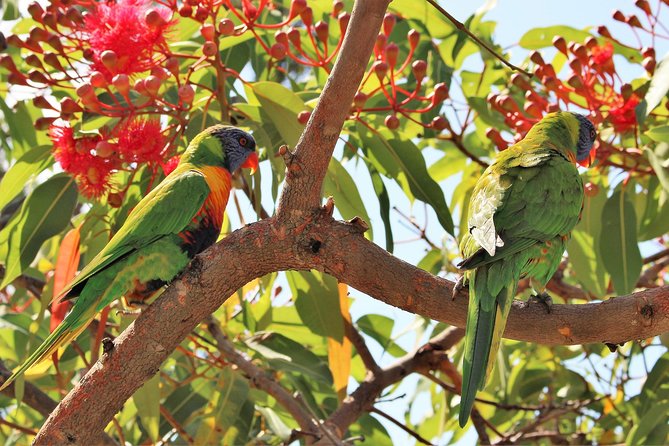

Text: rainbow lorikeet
xmin=0 ymin=125 xmax=258 ymax=391
xmin=457 ymin=112 xmax=596 ymax=427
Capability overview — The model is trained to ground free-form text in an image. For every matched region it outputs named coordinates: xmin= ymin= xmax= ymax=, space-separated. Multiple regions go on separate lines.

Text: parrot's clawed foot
xmin=452 ymin=276 xmax=468 ymax=300
xmin=528 ymin=292 xmax=553 ymax=314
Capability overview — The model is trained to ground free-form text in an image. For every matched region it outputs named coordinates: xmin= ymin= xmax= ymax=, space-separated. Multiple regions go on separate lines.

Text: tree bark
xmin=33 ymin=0 xmax=669 ymax=443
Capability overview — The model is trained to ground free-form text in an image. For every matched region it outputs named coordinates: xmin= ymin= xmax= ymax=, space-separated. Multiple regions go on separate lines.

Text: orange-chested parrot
xmin=457 ymin=112 xmax=596 ymax=426
xmin=0 ymin=125 xmax=259 ymax=391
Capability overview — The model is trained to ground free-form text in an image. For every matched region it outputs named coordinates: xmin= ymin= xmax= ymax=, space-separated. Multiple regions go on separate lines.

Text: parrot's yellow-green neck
xmin=520 ymin=112 xmax=581 ymax=162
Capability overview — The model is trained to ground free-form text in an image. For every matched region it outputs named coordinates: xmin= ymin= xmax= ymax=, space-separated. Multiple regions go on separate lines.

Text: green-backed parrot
xmin=457 ymin=112 xmax=596 ymax=427
xmin=0 ymin=125 xmax=259 ymax=391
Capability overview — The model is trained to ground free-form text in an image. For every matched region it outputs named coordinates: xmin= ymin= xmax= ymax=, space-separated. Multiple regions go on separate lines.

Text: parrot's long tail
xmin=458 ymin=268 xmax=515 ymax=427
xmin=0 ymin=312 xmax=88 ymax=391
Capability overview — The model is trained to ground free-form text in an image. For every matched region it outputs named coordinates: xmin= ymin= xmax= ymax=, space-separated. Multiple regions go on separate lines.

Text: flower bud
xmin=28 ymin=69 xmax=49 ymax=84
xmin=218 ymin=18 xmax=234 ymax=35
xmin=529 ymin=51 xmax=545 ymax=66
xmin=90 ymin=71 xmax=107 ymax=88
xmin=597 ymin=25 xmax=612 ymax=38
xmin=332 ymin=0 xmax=344 ymax=16
xmin=552 ymin=36 xmax=567 ymax=54
xmin=112 ymin=73 xmax=130 ymax=95
xmin=288 ymin=28 xmax=301 ymax=48
xmin=385 ymin=114 xmax=399 ymax=130
xmin=195 ymin=6 xmax=209 ymax=22
xmin=353 ymin=91 xmax=367 ymax=108
xmin=76 ymin=83 xmax=95 ymax=99
xmin=642 ymin=56 xmax=656 ymax=74
xmin=34 ymin=117 xmax=56 ymax=130
xmin=431 ymin=116 xmax=448 ymax=131
xmin=412 ymin=59 xmax=427 ymax=82
xmin=179 ymin=4 xmax=192 ymax=17
xmin=178 ymin=84 xmax=195 ymax=103
xmin=145 ymin=9 xmax=166 ymax=27
xmin=270 ymin=43 xmax=287 ymax=59
xmin=384 ymin=42 xmax=398 ymax=67
xmin=60 ymin=96 xmax=81 ymax=114
xmin=408 ymin=29 xmax=419 ymax=48
xmin=275 ymin=30 xmax=289 ymax=45
xmin=314 ymin=21 xmax=328 ymax=43
xmin=612 ymin=10 xmax=626 ymax=22
xmin=373 ymin=60 xmax=388 ymax=81
xmin=621 ymin=83 xmax=634 ymax=101
xmin=43 ymin=52 xmax=64 ymax=71
xmin=202 ymin=41 xmax=218 ymax=57
xmin=25 ymin=54 xmax=43 ymax=69
xmin=432 ymin=82 xmax=449 ymax=103
xmin=297 ymin=110 xmax=311 ymax=124
xmin=200 ymin=24 xmax=215 ymax=41
xmin=300 ymin=7 xmax=313 ymax=27
xmin=28 ymin=2 xmax=45 ymax=22
xmin=289 ymin=0 xmax=307 ymax=18
xmin=107 ymin=192 xmax=124 ymax=208
xmin=383 ymin=13 xmax=395 ymax=36
xmin=46 ymin=34 xmax=63 ymax=52
xmin=100 ymin=50 xmax=118 ymax=72
xmin=338 ymin=12 xmax=350 ymax=34
xmin=144 ymin=75 xmax=161 ymax=96
xmin=33 ymin=96 xmax=54 ymax=109
xmin=165 ymin=57 xmax=179 ymax=77
xmin=29 ymin=27 xmax=49 ymax=42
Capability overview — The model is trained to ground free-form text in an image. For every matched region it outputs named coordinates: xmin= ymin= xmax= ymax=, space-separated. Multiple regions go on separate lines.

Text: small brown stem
xmin=369 ymin=407 xmax=434 ymax=445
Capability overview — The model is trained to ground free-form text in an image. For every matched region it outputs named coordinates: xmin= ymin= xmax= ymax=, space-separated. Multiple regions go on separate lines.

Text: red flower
xmin=49 ymin=122 xmax=114 ymax=198
xmin=609 ymin=94 xmax=639 ymax=133
xmin=161 ymin=155 xmax=180 ymax=176
xmin=590 ymin=42 xmax=615 ymax=74
xmin=116 ymin=118 xmax=166 ymax=164
xmin=84 ymin=0 xmax=172 ymax=78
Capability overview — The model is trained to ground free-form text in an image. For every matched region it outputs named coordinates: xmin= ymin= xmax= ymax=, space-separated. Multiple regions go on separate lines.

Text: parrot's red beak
xmin=242 ymin=152 xmax=259 ymax=174
xmin=578 ymin=147 xmax=597 ymax=168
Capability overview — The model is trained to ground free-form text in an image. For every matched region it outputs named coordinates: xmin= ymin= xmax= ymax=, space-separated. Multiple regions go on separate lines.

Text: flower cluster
xmin=484 ymin=4 xmax=664 ymax=175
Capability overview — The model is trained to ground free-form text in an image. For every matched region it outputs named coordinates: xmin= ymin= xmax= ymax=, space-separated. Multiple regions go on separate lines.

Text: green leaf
xmin=0 ymin=97 xmax=39 ymax=156
xmin=639 ymin=176 xmax=669 ymax=240
xmin=639 ymin=51 xmax=669 ymax=117
xmin=1 ymin=0 xmax=19 ymax=21
xmin=567 ymin=175 xmax=608 ymax=297
xmin=0 ymin=174 xmax=78 ymax=290
xmin=357 ymin=123 xmax=454 ymax=235
xmin=323 ymin=158 xmax=373 ymax=240
xmin=287 ymin=271 xmax=344 ymax=342
xmin=0 ymin=145 xmax=53 ymax=212
xmin=195 ymin=367 xmax=249 ymax=444
xmin=417 ymin=249 xmax=444 ymax=276
xmin=519 ymin=26 xmax=591 ymax=49
xmin=645 ymin=143 xmax=669 ymax=194
xmin=599 ymin=188 xmax=642 ymax=295
xmin=255 ymin=406 xmax=292 ymax=440
xmin=356 ymin=314 xmax=407 ymax=357
xmin=245 ymin=331 xmax=333 ymax=384
xmin=626 ymin=401 xmax=669 ymax=446
xmin=132 ymin=373 xmax=160 ymax=443
xmin=248 ymin=81 xmax=305 ymax=147
xmin=646 ymin=126 xmax=669 ymax=143
xmin=369 ymin=167 xmax=393 ymax=252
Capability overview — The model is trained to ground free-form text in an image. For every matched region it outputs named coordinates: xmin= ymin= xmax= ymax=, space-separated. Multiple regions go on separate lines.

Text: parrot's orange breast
xmin=198 ymin=165 xmax=232 ymax=229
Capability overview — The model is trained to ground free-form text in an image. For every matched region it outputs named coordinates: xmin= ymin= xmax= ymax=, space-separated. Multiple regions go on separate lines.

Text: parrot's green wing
xmin=57 ymin=166 xmax=210 ymax=301
xmin=460 ymin=149 xmax=583 ymax=270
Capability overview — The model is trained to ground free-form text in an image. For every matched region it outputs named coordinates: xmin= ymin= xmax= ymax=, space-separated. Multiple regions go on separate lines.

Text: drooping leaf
xmin=248 ymin=81 xmax=305 ymax=147
xmin=255 ymin=406 xmax=292 ymax=441
xmin=356 ymin=314 xmax=407 ymax=357
xmin=357 ymin=123 xmax=454 ymax=235
xmin=245 ymin=331 xmax=333 ymax=384
xmin=638 ymin=51 xmax=669 ymax=117
xmin=368 ymin=166 xmax=393 ymax=252
xmin=645 ymin=143 xmax=669 ymax=194
xmin=567 ymin=175 xmax=609 ymax=297
xmin=599 ymin=188 xmax=642 ymax=295
xmin=132 ymin=373 xmax=160 ymax=443
xmin=194 ymin=367 xmax=249 ymax=444
xmin=323 ymin=158 xmax=373 ymax=240
xmin=287 ymin=270 xmax=344 ymax=342
xmin=0 ymin=145 xmax=53 ymax=212
xmin=0 ymin=174 xmax=78 ymax=290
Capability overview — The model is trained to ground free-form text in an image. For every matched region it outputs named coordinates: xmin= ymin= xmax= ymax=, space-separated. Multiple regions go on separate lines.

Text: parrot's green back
xmin=457 ymin=112 xmax=595 ymax=427
xmin=0 ymin=126 xmax=258 ymax=391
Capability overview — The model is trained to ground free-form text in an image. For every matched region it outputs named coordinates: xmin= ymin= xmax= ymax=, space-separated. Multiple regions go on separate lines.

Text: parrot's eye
xmin=239 ymin=137 xmax=248 ymax=146
xmin=590 ymin=129 xmax=596 ymax=140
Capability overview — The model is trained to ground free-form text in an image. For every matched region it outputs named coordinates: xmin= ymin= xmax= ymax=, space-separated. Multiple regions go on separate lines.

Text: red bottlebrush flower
xmin=609 ymin=94 xmax=639 ymax=133
xmin=116 ymin=118 xmax=166 ymax=164
xmin=84 ymin=0 xmax=172 ymax=78
xmin=161 ymin=155 xmax=180 ymax=176
xmin=49 ymin=123 xmax=114 ymax=198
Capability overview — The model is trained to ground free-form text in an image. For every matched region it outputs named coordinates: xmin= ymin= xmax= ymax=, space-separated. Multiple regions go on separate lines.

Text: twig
xmin=425 ymin=0 xmax=533 ymax=78
xmin=344 ymin=319 xmax=381 ymax=374
xmin=369 ymin=407 xmax=434 ymax=446
xmin=643 ymin=247 xmax=669 ymax=264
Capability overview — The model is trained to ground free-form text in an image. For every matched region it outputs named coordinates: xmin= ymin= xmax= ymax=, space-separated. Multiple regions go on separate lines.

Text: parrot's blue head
xmin=212 ymin=126 xmax=259 ymax=174
xmin=574 ymin=114 xmax=597 ymax=163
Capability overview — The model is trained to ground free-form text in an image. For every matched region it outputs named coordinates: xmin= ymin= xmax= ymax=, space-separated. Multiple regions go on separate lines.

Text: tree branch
xmin=276 ymin=0 xmax=390 ymax=215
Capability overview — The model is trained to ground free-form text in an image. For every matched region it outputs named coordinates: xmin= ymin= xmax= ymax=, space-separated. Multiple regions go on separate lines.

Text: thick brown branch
xmin=276 ymin=0 xmax=391 ymax=215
